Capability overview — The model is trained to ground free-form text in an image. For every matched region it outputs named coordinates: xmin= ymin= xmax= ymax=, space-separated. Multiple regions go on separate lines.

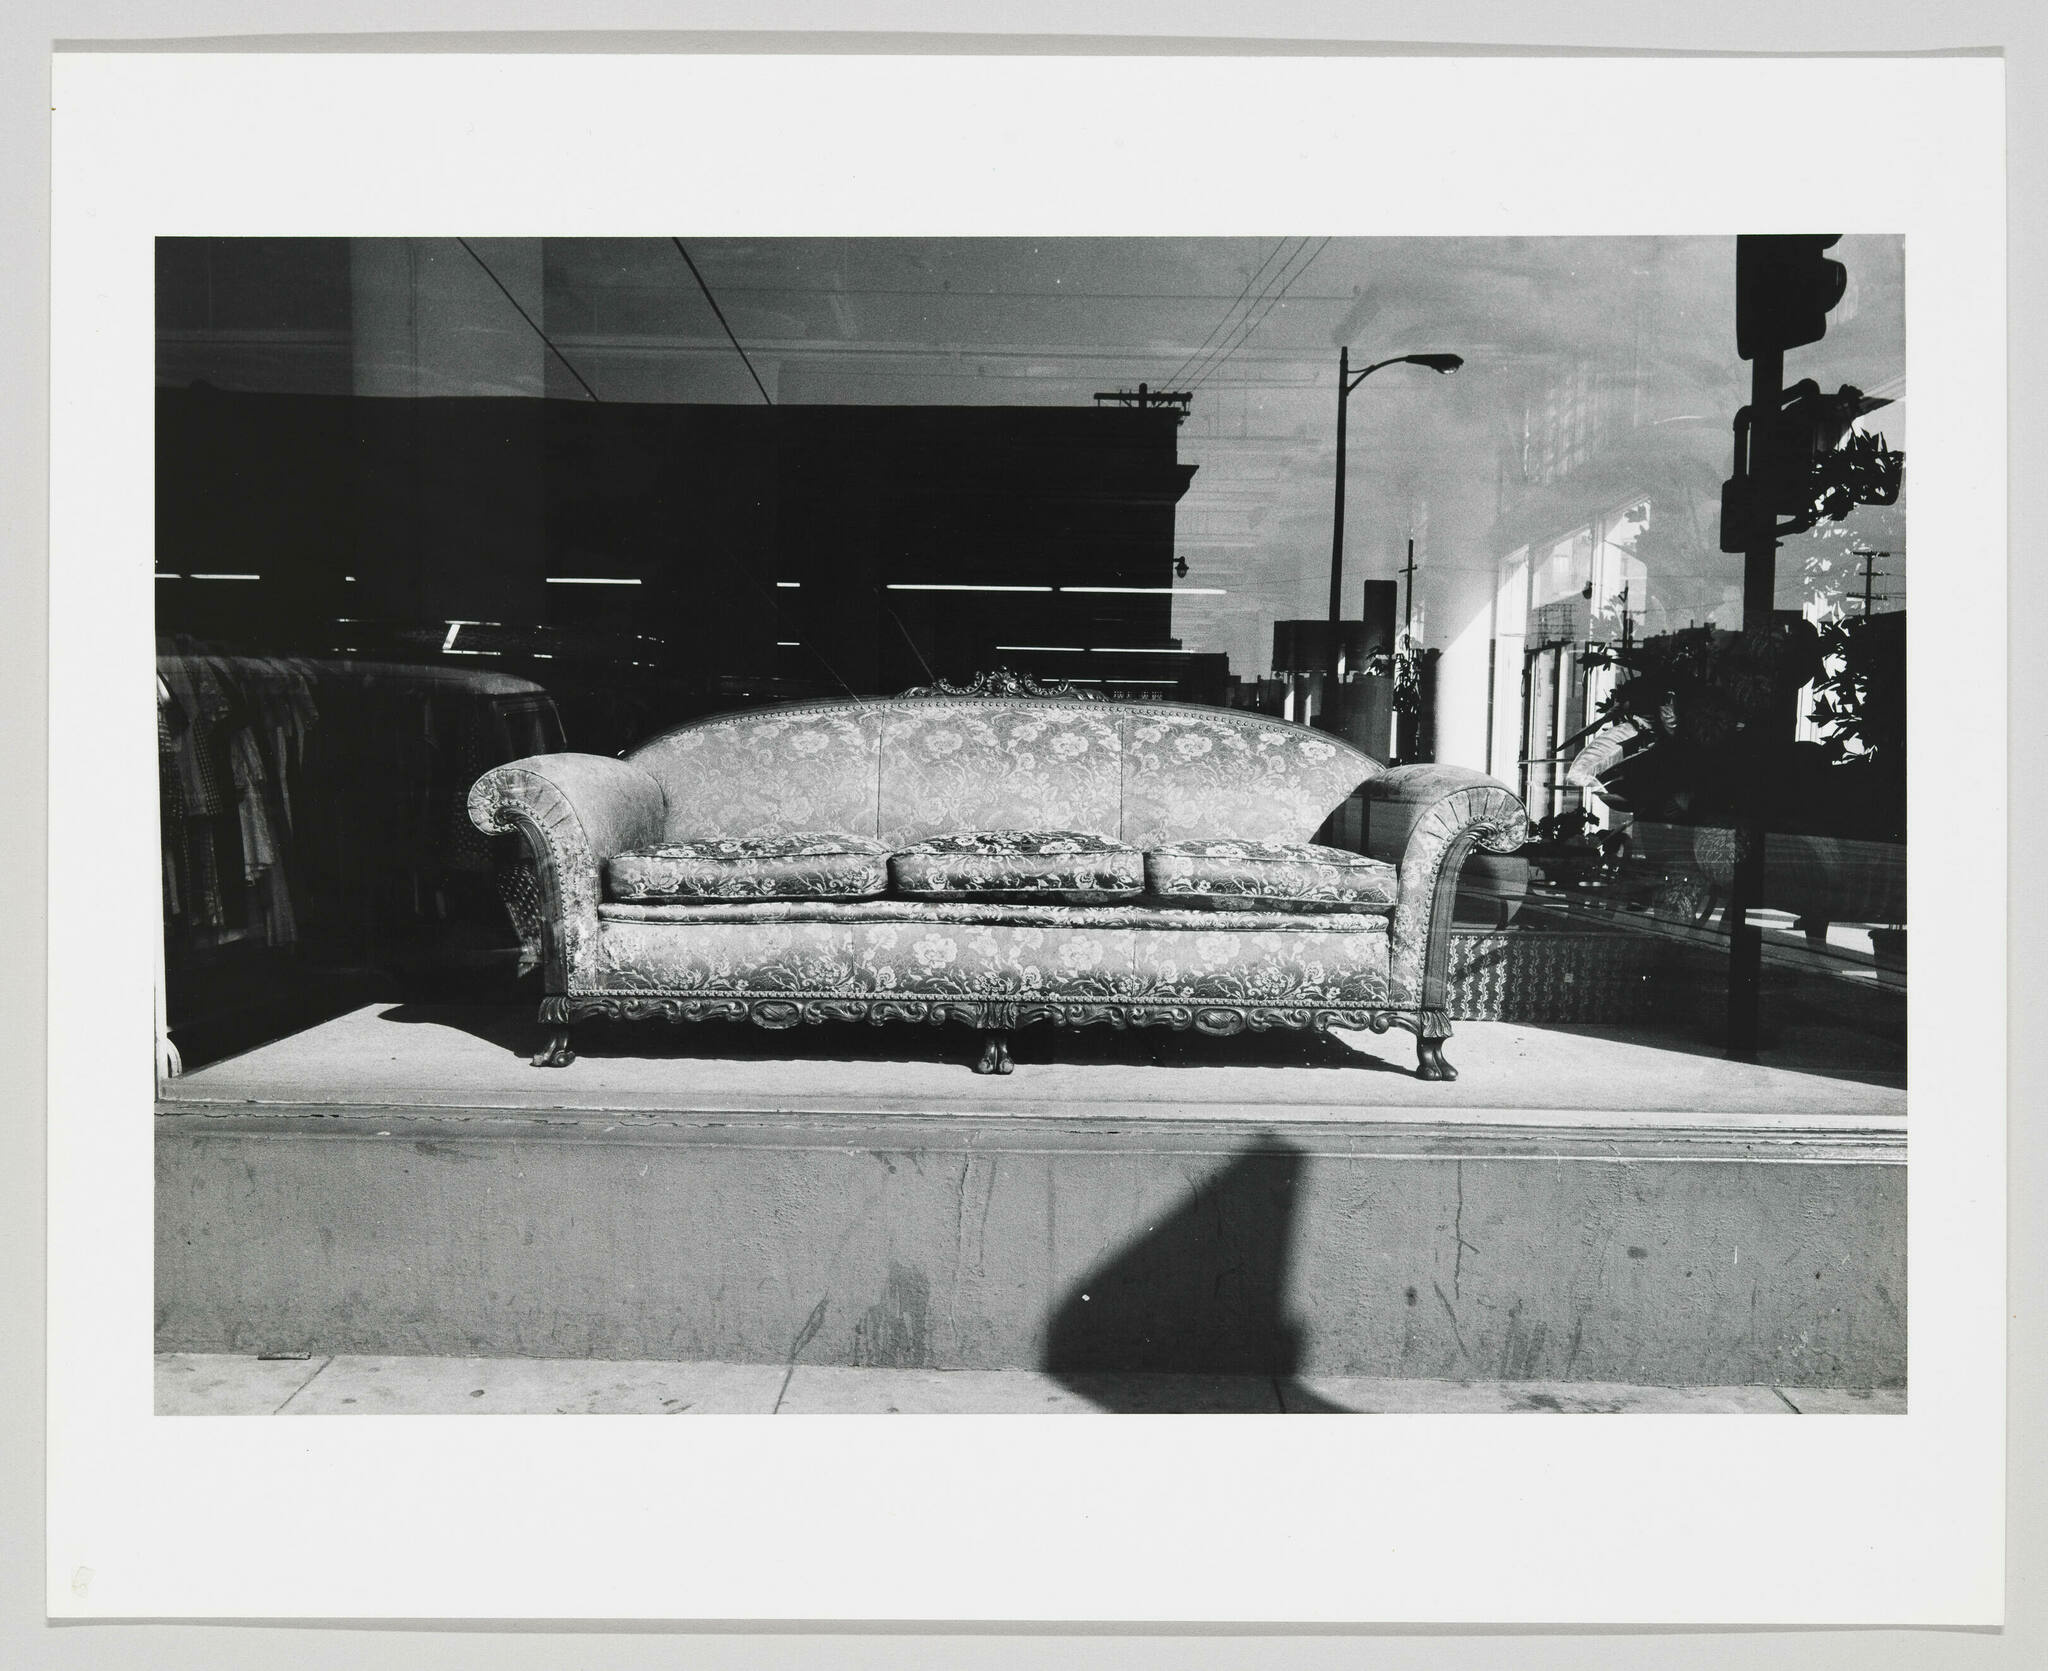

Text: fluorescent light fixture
xmin=1063 ymin=586 xmax=1226 ymax=595
xmin=441 ymin=623 xmax=463 ymax=652
xmin=545 ymin=576 xmax=642 ymax=585
xmin=997 ymin=645 xmax=1086 ymax=653
xmin=776 ymin=581 xmax=801 ymax=589
xmin=886 ymin=583 xmax=1053 ymax=593
xmin=189 ymin=573 xmax=260 ymax=581
xmin=155 ymin=573 xmax=183 ymax=581
xmin=1093 ymin=646 xmax=1189 ymax=655
xmin=532 ymin=652 xmax=553 ymax=659
xmin=343 ymin=575 xmax=357 ymax=582
xmin=444 ymin=648 xmax=503 ymax=656
xmin=777 ymin=641 xmax=801 ymax=648
xmin=1102 ymin=678 xmax=1181 ymax=686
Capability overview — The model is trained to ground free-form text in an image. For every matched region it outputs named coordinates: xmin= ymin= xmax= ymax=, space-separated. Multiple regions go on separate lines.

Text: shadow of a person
xmin=1042 ymin=1133 xmax=1350 ymax=1412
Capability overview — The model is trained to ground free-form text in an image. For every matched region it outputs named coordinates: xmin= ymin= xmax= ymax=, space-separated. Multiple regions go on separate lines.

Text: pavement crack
xmin=773 ymin=1296 xmax=829 ymax=1415
xmin=1431 ymin=1281 xmax=1469 ymax=1360
xmin=1774 ymin=1387 xmax=1803 ymax=1414
xmin=272 ymin=1354 xmax=334 ymax=1413
xmin=1452 ymin=1161 xmax=1479 ymax=1300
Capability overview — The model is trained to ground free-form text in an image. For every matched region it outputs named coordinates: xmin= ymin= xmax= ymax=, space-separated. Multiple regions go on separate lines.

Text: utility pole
xmin=1093 ymin=382 xmax=1193 ymax=418
xmin=1400 ymin=538 xmax=1419 ymax=639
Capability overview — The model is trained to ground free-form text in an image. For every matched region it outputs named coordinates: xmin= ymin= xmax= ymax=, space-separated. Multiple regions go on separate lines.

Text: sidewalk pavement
xmin=156 ymin=1353 xmax=1905 ymax=1417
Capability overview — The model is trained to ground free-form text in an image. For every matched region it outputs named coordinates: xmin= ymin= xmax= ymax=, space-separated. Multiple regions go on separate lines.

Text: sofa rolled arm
xmin=1365 ymin=765 xmax=1529 ymax=1029
xmin=467 ymin=753 xmax=667 ymax=990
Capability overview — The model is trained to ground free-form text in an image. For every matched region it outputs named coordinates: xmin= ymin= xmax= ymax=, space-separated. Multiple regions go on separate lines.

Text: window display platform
xmin=156 ymin=1005 xmax=1905 ymax=1392
xmin=160 ymin=1000 xmax=1903 ymax=1125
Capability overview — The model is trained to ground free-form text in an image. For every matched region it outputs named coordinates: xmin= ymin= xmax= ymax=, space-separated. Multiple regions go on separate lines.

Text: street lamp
xmin=1327 ymin=350 xmax=1463 ymax=623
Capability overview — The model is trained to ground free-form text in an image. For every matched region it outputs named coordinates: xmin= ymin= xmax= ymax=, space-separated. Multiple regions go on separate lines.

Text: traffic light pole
xmin=1740 ymin=349 xmax=1784 ymax=633
xmin=1722 ymin=235 xmax=1850 ymax=1064
xmin=1726 ymin=344 xmax=1784 ymax=1062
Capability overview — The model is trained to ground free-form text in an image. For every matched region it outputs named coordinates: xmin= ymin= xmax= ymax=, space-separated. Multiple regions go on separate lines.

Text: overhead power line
xmin=1158 ymin=238 xmax=1292 ymax=391
xmin=672 ymin=237 xmax=774 ymax=405
xmin=1185 ymin=237 xmax=1332 ymax=394
xmin=1178 ymin=237 xmax=1312 ymax=391
xmin=455 ymin=237 xmax=601 ymax=401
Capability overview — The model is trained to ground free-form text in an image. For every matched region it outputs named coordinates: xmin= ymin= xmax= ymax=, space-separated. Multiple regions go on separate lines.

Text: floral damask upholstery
xmin=607 ymin=832 xmax=888 ymax=903
xmin=877 ymin=704 xmax=1123 ymax=845
xmin=630 ymin=707 xmax=884 ymax=841
xmin=1365 ymin=765 xmax=1531 ymax=1028
xmin=470 ymin=690 xmax=1527 ymax=1078
xmin=1145 ymin=838 xmax=1398 ymax=913
xmin=889 ymin=829 xmax=1144 ymax=902
xmin=1120 ymin=711 xmax=1374 ymax=846
xmin=466 ymin=752 xmax=667 ymax=990
xmin=593 ymin=909 xmax=1392 ymax=1015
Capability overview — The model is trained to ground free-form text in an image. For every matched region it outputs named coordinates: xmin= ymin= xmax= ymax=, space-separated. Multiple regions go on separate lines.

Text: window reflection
xmin=155 ymin=235 xmax=1904 ymax=1081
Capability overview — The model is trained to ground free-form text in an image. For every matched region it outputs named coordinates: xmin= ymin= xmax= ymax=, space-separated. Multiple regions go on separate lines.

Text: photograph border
xmin=43 ymin=42 xmax=2007 ymax=1628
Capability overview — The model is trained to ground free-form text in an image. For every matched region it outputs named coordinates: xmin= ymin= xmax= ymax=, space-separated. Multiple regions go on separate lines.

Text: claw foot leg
xmin=532 ymin=1027 xmax=576 ymax=1068
xmin=1416 ymin=1035 xmax=1457 ymax=1082
xmin=973 ymin=1031 xmax=1013 ymax=1075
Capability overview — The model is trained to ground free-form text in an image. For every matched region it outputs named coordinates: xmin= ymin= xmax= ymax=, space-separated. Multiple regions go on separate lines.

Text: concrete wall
xmin=158 ymin=1108 xmax=1905 ymax=1389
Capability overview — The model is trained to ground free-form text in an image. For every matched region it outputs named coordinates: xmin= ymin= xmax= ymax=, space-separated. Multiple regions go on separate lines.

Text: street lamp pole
xmin=1326 ymin=350 xmax=1464 ymax=624
xmin=1327 ymin=346 xmax=1353 ymax=624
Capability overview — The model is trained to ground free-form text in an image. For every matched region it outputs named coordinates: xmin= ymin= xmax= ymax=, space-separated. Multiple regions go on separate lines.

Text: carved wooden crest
xmin=896 ymin=668 xmax=1107 ymax=701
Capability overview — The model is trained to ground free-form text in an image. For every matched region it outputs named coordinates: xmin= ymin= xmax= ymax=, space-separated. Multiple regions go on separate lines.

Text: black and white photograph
xmin=149 ymin=230 xmax=1909 ymax=1418
xmin=37 ymin=43 xmax=2010 ymax=1630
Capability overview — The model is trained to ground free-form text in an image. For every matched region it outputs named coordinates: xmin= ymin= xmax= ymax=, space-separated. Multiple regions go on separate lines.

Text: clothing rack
xmin=157 ymin=648 xmax=568 ymax=1074
xmin=157 ymin=649 xmax=322 ymax=954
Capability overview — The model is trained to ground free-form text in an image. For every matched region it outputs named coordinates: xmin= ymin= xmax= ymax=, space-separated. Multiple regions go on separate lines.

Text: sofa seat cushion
xmin=1145 ymin=839 xmax=1398 ymax=914
xmin=607 ymin=832 xmax=888 ymax=902
xmin=889 ymin=829 xmax=1143 ymax=902
xmin=599 ymin=896 xmax=1387 ymax=933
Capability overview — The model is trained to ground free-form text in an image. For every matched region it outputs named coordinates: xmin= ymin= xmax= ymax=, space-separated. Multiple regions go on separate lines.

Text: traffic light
xmin=1721 ymin=380 xmax=1894 ymax=550
xmin=1735 ymin=235 xmax=1849 ymax=361
xmin=1750 ymin=380 xmax=1891 ymax=517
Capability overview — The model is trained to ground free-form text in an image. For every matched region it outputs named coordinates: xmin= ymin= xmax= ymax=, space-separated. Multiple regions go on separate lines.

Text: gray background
xmin=4 ymin=4 xmax=2040 ymax=1666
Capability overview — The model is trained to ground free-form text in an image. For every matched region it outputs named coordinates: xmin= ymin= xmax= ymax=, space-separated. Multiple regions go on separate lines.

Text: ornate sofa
xmin=468 ymin=677 xmax=1527 ymax=1079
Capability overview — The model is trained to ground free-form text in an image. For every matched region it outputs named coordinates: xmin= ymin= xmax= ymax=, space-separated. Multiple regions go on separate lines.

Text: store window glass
xmin=155 ymin=235 xmax=1903 ymax=1094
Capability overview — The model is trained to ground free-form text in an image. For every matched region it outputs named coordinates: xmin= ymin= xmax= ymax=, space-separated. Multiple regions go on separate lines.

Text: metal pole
xmin=1327 ymin=346 xmax=1349 ymax=623
xmin=1726 ymin=345 xmax=1784 ymax=1062
xmin=1740 ymin=349 xmax=1784 ymax=635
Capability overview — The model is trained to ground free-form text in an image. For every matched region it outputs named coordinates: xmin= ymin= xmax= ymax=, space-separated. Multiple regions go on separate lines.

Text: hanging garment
xmin=159 ymin=656 xmax=233 ymax=816
xmin=189 ymin=821 xmax=225 ymax=931
xmin=158 ymin=679 xmax=188 ymax=920
xmin=229 ymin=729 xmax=280 ymax=882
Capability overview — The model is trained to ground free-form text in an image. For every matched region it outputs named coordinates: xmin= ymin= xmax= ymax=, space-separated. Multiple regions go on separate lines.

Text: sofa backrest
xmin=629 ymin=695 xmax=1379 ymax=848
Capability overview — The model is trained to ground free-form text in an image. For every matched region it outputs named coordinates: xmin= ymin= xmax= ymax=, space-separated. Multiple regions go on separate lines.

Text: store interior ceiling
xmin=158 ymin=235 xmax=1907 ymax=681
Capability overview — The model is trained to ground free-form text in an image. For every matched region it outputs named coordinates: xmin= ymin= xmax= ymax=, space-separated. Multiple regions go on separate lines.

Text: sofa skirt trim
xmin=537 ymin=990 xmax=1450 ymax=1040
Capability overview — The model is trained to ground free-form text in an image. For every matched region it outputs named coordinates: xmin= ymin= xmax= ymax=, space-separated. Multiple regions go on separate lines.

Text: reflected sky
xmin=158 ymin=235 xmax=1906 ymax=692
